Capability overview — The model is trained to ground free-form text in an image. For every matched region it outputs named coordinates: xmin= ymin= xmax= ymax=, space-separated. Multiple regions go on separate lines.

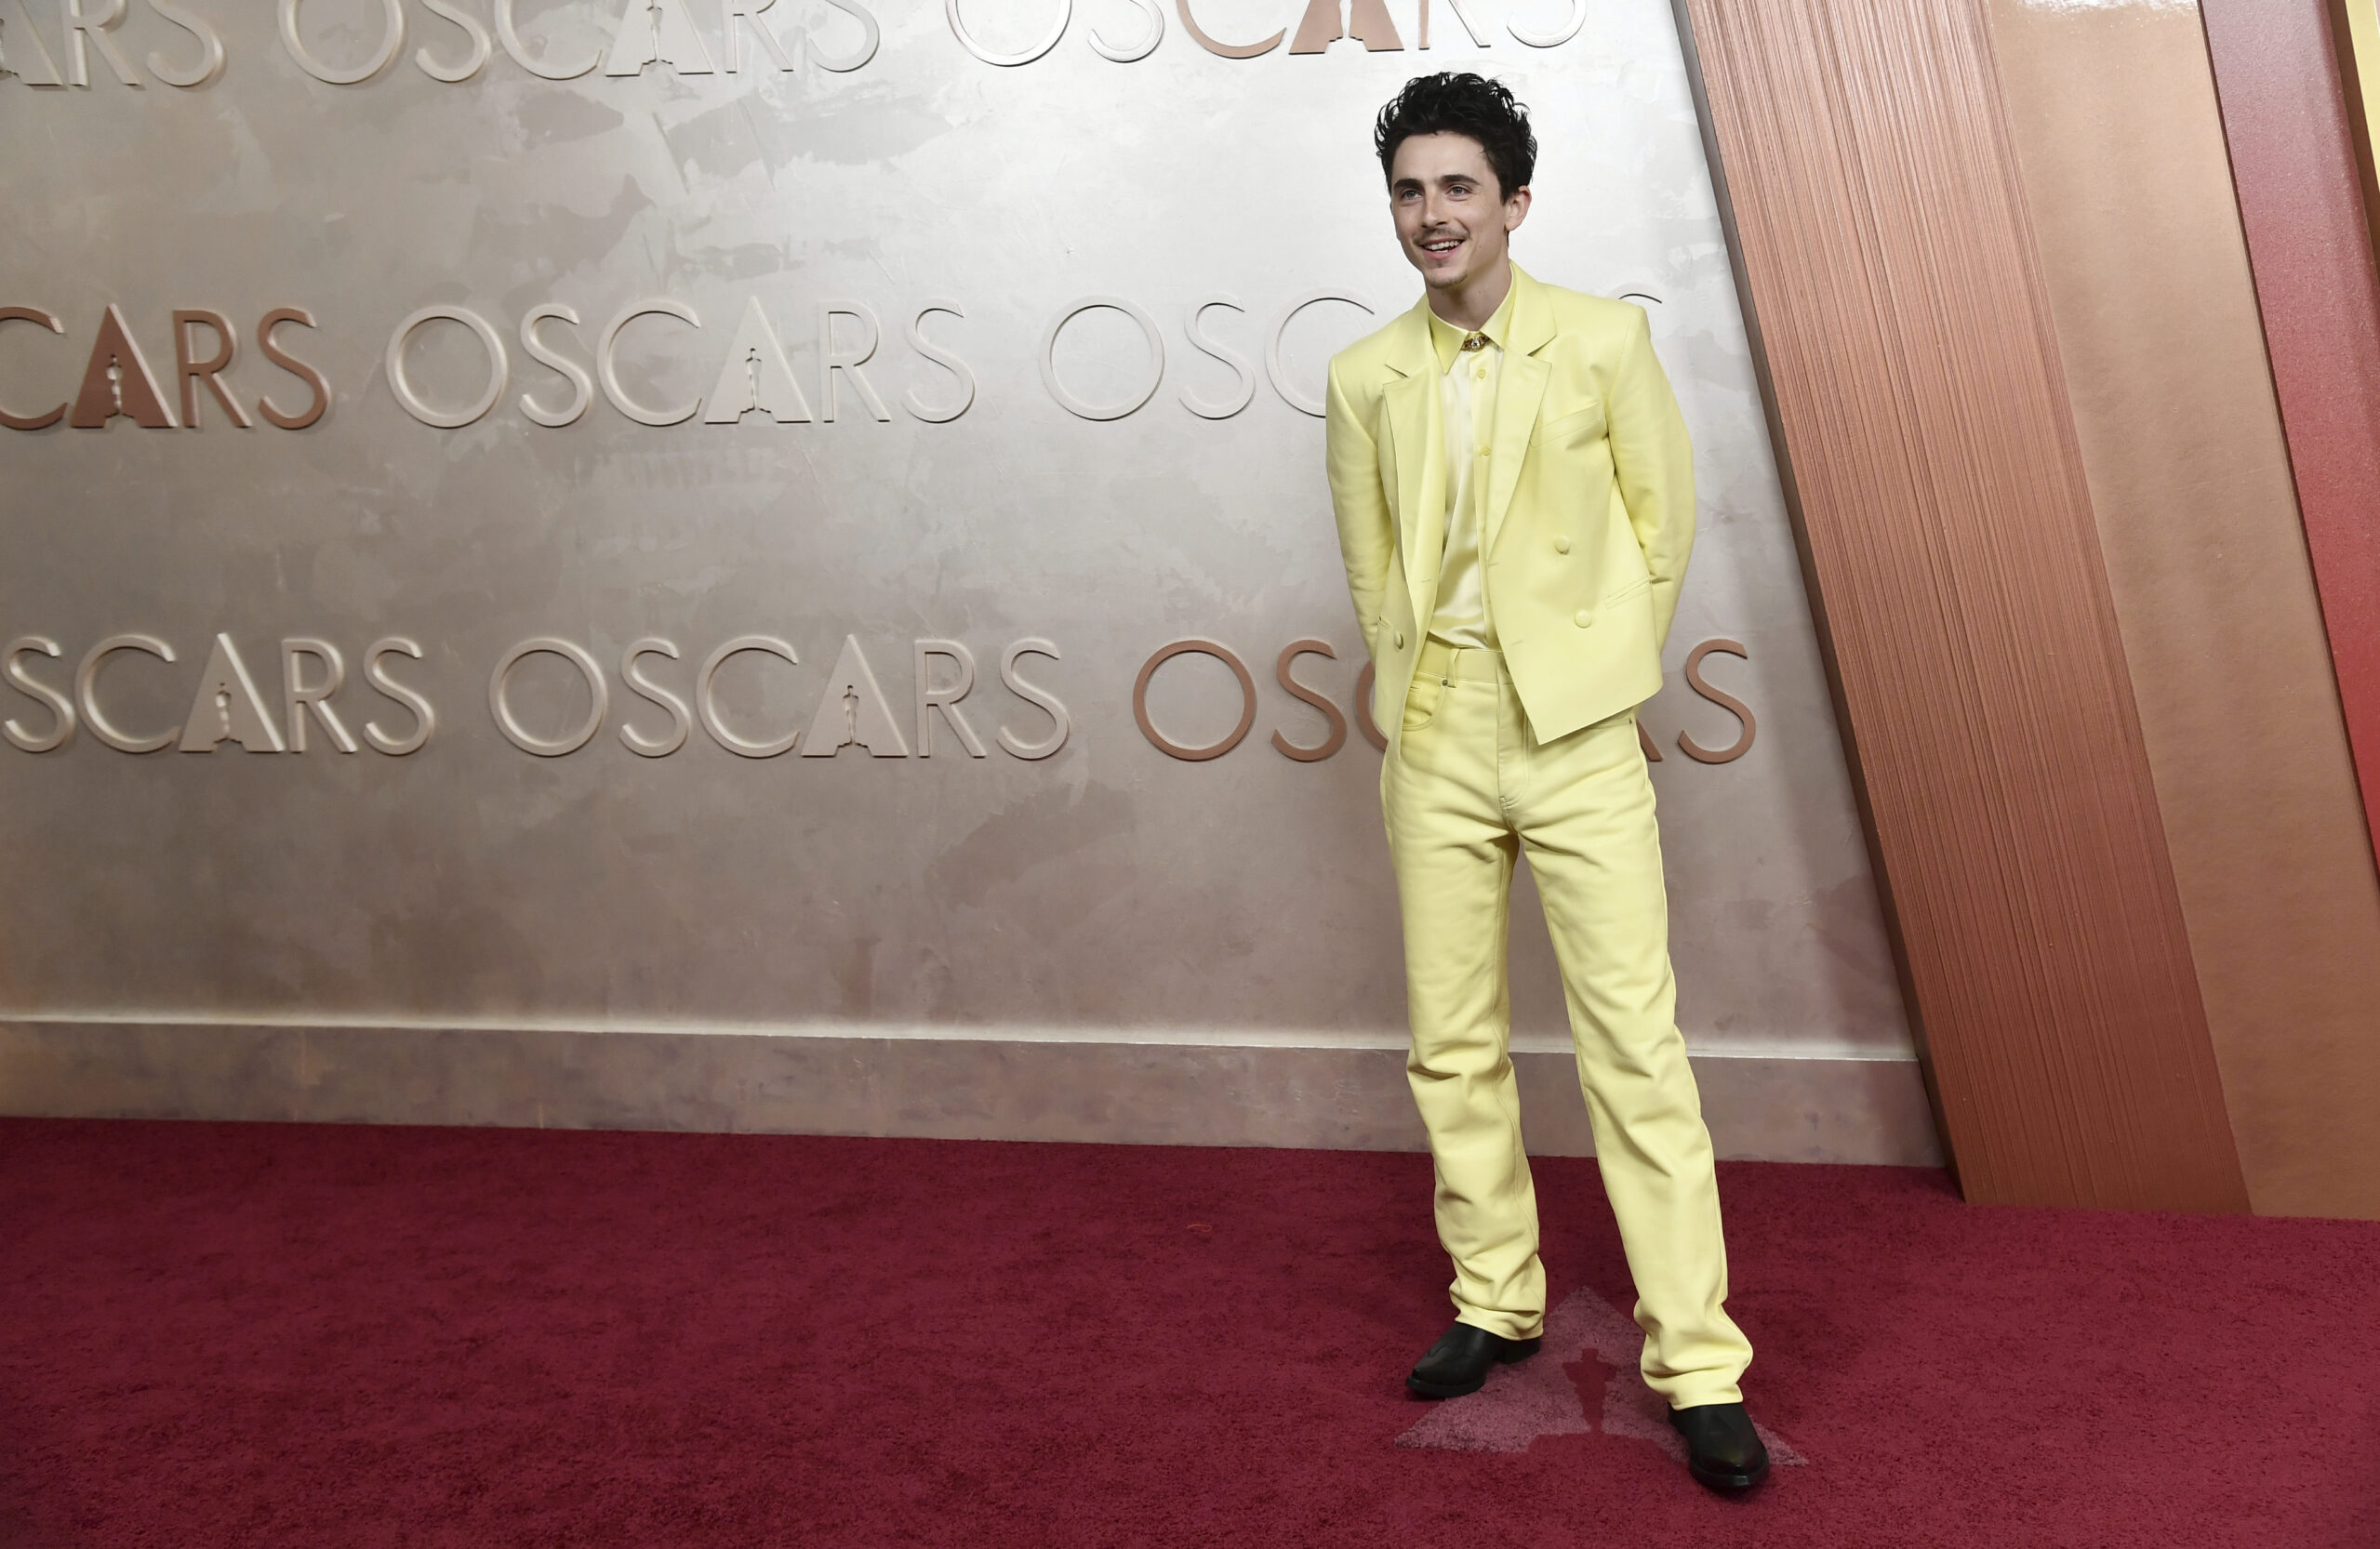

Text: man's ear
xmin=1505 ymin=187 xmax=1533 ymax=233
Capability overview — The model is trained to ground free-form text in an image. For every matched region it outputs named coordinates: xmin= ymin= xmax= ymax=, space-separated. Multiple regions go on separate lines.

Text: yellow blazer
xmin=1323 ymin=263 xmax=1695 ymax=746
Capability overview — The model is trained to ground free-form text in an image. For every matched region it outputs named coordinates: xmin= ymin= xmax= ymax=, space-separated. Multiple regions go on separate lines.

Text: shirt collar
xmin=1427 ymin=277 xmax=1519 ymax=374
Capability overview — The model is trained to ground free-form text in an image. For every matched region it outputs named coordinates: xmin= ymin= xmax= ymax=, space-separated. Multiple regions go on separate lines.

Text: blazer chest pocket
xmin=1535 ymin=401 xmax=1606 ymax=451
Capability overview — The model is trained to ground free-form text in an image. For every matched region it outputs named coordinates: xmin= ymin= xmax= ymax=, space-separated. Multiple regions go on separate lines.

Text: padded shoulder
xmin=1540 ymin=285 xmax=1652 ymax=347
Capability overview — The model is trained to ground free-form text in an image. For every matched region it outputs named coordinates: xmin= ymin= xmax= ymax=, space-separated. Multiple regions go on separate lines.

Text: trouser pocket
xmin=1402 ymin=671 xmax=1446 ymax=732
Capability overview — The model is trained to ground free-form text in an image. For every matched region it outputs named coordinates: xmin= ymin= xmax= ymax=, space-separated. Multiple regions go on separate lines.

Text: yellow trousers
xmin=1384 ymin=640 xmax=1752 ymax=1409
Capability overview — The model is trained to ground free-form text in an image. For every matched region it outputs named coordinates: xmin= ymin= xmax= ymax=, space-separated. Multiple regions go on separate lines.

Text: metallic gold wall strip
xmin=2330 ymin=0 xmax=2380 ymax=266
xmin=1675 ymin=0 xmax=2249 ymax=1208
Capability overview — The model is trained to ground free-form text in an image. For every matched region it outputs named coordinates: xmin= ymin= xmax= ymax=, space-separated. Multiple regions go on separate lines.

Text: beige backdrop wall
xmin=0 ymin=0 xmax=1934 ymax=1162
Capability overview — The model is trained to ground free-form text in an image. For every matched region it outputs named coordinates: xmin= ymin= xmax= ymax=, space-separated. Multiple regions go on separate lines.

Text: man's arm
xmin=1604 ymin=306 xmax=1695 ymax=649
xmin=1323 ymin=356 xmax=1393 ymax=658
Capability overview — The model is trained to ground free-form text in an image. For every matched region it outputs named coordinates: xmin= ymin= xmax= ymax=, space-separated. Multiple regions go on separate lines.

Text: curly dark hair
xmin=1373 ymin=73 xmax=1536 ymax=200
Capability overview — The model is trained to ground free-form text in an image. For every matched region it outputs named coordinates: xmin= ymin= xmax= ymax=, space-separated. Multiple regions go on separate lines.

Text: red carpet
xmin=1 ymin=1119 xmax=2374 ymax=1548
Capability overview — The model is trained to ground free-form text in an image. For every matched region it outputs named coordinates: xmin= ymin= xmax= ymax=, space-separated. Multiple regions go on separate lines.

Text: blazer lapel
xmin=1484 ymin=265 xmax=1556 ymax=558
xmin=1378 ymin=304 xmax=1443 ymax=625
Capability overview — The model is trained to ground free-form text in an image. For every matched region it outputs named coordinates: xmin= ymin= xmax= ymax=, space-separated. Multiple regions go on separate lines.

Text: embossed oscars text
xmin=384 ymin=297 xmax=976 ymax=429
xmin=7 ymin=626 xmax=1750 ymax=766
xmin=3 ymin=633 xmax=432 ymax=755
xmin=1133 ymin=636 xmax=1758 ymax=764
xmin=950 ymin=0 xmax=1583 ymax=67
xmin=3 ymin=631 xmax=1069 ymax=761
xmin=0 ymin=304 xmax=328 ymax=431
xmin=2 ymin=288 xmax=1397 ymax=430
xmin=0 ymin=0 xmax=878 ymax=89
xmin=0 ymin=0 xmax=1578 ymax=93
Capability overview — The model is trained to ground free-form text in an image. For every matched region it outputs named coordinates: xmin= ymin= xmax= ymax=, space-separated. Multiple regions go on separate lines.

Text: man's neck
xmin=1427 ymin=259 xmax=1513 ymax=332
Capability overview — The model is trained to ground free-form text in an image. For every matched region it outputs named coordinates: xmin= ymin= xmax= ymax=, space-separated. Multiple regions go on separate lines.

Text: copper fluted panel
xmin=1987 ymin=0 xmax=2380 ymax=1221
xmin=1677 ymin=0 xmax=2249 ymax=1208
xmin=2199 ymin=0 xmax=2380 ymax=853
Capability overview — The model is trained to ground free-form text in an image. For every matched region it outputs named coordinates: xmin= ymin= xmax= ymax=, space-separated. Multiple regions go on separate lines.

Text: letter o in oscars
xmin=280 ymin=0 xmax=406 ymax=83
xmin=387 ymin=306 xmax=509 ymax=429
xmin=1507 ymin=0 xmax=1585 ymax=46
xmin=1041 ymin=298 xmax=1163 ymax=421
xmin=489 ymin=638 xmax=608 ymax=757
xmin=945 ymin=0 xmax=1070 ymax=65
xmin=1134 ymin=640 xmax=1256 ymax=761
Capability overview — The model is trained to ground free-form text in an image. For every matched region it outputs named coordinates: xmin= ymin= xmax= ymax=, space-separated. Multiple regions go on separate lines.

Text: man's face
xmin=1389 ymin=132 xmax=1530 ymax=292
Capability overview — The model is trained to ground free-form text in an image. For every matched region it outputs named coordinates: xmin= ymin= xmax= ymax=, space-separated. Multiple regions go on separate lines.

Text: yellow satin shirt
xmin=1424 ymin=286 xmax=1515 ymax=652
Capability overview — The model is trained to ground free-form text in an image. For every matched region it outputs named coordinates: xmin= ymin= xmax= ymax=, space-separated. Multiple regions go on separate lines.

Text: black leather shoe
xmin=1404 ymin=1322 xmax=1542 ymax=1398
xmin=1668 ymin=1401 xmax=1770 ymax=1492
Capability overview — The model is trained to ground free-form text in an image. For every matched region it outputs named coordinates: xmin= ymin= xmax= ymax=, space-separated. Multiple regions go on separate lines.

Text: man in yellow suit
xmin=1324 ymin=73 xmax=1766 ymax=1493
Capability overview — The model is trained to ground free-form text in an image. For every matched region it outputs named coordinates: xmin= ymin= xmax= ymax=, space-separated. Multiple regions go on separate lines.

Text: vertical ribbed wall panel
xmin=2201 ymin=0 xmax=2380 ymax=856
xmin=1676 ymin=0 xmax=2249 ymax=1208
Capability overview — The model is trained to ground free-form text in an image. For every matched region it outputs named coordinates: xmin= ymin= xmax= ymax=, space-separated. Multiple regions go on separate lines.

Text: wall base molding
xmin=0 ymin=1019 xmax=1942 ymax=1167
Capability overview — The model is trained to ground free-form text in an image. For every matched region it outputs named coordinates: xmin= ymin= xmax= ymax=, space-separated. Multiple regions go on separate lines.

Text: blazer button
xmin=1394 ymin=630 xmax=1406 ymax=649
xmin=1573 ymin=610 xmax=1593 ymax=629
xmin=1553 ymin=536 xmax=1571 ymax=554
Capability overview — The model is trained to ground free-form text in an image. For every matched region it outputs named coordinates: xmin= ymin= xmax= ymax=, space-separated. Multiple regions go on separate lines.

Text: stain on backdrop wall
xmin=0 ymin=0 xmax=1908 ymax=1063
